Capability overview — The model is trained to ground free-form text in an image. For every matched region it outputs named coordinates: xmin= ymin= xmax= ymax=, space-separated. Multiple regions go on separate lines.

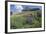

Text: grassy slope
xmin=10 ymin=11 xmax=42 ymax=29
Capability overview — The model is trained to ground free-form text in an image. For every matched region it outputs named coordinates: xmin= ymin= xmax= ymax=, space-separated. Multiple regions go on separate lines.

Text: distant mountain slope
xmin=22 ymin=5 xmax=42 ymax=11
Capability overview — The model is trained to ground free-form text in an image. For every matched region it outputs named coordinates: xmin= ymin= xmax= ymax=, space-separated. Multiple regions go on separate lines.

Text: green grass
xmin=10 ymin=11 xmax=42 ymax=29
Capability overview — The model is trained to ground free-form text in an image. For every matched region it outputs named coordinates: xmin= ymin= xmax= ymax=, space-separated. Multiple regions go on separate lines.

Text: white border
xmin=8 ymin=2 xmax=44 ymax=32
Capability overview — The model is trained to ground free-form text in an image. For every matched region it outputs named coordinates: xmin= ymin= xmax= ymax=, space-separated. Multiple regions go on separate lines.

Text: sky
xmin=10 ymin=4 xmax=42 ymax=12
xmin=10 ymin=4 xmax=23 ymax=12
